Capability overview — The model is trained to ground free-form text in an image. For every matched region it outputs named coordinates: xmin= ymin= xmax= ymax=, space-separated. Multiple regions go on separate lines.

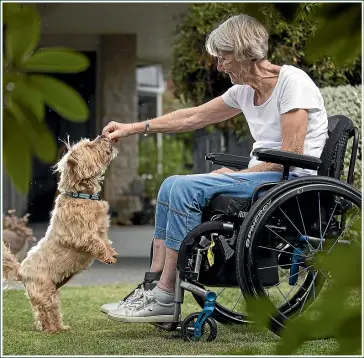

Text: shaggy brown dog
xmin=3 ymin=136 xmax=119 ymax=333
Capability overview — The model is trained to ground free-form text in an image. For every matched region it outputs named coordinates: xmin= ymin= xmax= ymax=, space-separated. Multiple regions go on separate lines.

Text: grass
xmin=2 ymin=284 xmax=339 ymax=356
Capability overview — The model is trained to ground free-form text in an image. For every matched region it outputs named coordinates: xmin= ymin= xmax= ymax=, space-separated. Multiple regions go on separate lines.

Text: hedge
xmin=320 ymin=85 xmax=362 ymax=188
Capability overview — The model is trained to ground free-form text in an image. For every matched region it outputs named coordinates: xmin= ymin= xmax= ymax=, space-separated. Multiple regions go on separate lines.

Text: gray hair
xmin=205 ymin=14 xmax=269 ymax=62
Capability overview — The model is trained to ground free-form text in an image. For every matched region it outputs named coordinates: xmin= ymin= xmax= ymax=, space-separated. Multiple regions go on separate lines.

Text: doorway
xmin=26 ymin=51 xmax=97 ymax=223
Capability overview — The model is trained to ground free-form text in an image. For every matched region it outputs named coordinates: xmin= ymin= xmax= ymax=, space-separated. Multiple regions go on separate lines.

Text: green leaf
xmin=8 ymin=79 xmax=45 ymax=121
xmin=6 ymin=96 xmax=27 ymax=124
xmin=23 ymin=48 xmax=90 ymax=73
xmin=305 ymin=4 xmax=361 ymax=65
xmin=29 ymin=74 xmax=89 ymax=122
xmin=7 ymin=99 xmax=57 ymax=163
xmin=3 ymin=3 xmax=22 ymax=24
xmin=5 ymin=4 xmax=40 ymax=65
xmin=3 ymin=109 xmax=32 ymax=193
xmin=245 ymin=296 xmax=275 ymax=329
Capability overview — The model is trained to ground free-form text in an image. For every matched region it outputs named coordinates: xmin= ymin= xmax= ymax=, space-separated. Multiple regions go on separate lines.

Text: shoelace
xmin=118 ymin=287 xmax=144 ymax=306
xmin=123 ymin=290 xmax=154 ymax=311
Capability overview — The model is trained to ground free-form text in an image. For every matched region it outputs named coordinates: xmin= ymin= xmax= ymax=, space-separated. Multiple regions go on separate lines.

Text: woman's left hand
xmin=210 ymin=167 xmax=236 ymax=175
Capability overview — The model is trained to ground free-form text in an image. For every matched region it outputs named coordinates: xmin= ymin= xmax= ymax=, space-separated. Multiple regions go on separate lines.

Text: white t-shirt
xmin=221 ymin=64 xmax=328 ymax=176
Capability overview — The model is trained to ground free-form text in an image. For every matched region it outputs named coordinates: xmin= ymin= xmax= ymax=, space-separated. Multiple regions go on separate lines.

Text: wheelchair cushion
xmin=207 ymin=194 xmax=251 ymax=218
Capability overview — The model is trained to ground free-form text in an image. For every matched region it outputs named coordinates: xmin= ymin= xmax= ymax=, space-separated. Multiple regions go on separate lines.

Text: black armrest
xmin=253 ymin=148 xmax=322 ymax=170
xmin=205 ymin=153 xmax=250 ymax=170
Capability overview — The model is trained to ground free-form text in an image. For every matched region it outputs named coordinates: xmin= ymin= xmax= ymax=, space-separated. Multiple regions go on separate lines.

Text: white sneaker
xmin=108 ymin=290 xmax=175 ymax=323
xmin=100 ymin=287 xmax=144 ymax=314
xmin=101 ymin=271 xmax=162 ymax=314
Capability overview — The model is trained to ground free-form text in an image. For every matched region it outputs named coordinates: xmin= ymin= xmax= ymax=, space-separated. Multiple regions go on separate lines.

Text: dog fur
xmin=3 ymin=136 xmax=119 ymax=333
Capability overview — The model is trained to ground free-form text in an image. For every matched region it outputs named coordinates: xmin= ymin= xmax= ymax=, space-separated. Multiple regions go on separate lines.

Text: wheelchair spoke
xmin=298 ymin=272 xmax=318 ymax=315
xmin=327 ymin=209 xmax=360 ymax=254
xmin=279 ymin=207 xmax=304 ymax=237
xmin=278 ymin=270 xmax=304 ymax=296
xmin=276 ymin=285 xmax=292 ymax=308
xmin=318 ymin=192 xmax=323 ymax=251
xmin=321 ymin=200 xmax=339 ymax=241
xmin=216 ymin=288 xmax=226 ymax=298
xmin=279 ymin=264 xmax=314 ymax=285
xmin=258 ymin=261 xmax=305 ymax=270
xmin=232 ymin=292 xmax=244 ymax=312
xmin=258 ymin=245 xmax=308 ymax=258
xmin=296 ymin=196 xmax=315 ymax=252
xmin=319 ymin=269 xmax=330 ymax=282
xmin=265 ymin=225 xmax=309 ymax=256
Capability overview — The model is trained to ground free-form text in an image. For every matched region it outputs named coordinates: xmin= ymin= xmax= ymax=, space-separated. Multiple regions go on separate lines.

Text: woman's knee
xmin=169 ymin=176 xmax=200 ymax=207
xmin=157 ymin=175 xmax=181 ymax=201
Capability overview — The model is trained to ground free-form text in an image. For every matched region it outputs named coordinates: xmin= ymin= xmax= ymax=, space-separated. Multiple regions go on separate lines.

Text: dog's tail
xmin=2 ymin=242 xmax=22 ymax=281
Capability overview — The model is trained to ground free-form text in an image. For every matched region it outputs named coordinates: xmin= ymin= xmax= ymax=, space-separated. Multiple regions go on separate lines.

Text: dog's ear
xmin=67 ymin=152 xmax=78 ymax=168
xmin=67 ymin=149 xmax=101 ymax=179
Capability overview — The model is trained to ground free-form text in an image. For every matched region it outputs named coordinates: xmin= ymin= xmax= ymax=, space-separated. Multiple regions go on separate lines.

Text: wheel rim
xmin=182 ymin=314 xmax=217 ymax=342
xmin=244 ymin=183 xmax=361 ymax=327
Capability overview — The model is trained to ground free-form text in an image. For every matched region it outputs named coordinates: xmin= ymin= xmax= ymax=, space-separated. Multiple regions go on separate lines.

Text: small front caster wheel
xmin=181 ymin=313 xmax=217 ymax=342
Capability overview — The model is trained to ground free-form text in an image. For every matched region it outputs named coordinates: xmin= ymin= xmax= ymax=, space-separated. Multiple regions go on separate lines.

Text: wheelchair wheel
xmin=182 ymin=312 xmax=218 ymax=342
xmin=236 ymin=177 xmax=361 ymax=336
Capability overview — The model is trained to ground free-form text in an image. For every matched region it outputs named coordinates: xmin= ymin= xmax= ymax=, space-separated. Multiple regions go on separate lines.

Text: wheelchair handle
xmin=205 ymin=153 xmax=250 ymax=170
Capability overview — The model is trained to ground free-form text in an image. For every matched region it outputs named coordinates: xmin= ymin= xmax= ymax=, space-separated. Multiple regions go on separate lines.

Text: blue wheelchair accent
xmin=289 ymin=235 xmax=308 ymax=286
xmin=194 ymin=291 xmax=217 ymax=338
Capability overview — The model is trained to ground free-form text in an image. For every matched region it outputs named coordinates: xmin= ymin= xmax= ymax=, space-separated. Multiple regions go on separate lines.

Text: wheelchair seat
xmin=207 ymin=195 xmax=251 ymax=218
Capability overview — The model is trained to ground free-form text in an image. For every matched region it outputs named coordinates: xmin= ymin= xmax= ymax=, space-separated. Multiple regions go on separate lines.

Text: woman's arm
xmin=102 ymin=97 xmax=241 ymax=140
xmin=239 ymin=109 xmax=308 ymax=173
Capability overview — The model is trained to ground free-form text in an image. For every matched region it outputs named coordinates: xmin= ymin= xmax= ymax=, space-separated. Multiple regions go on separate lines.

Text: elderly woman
xmin=101 ymin=14 xmax=328 ymax=322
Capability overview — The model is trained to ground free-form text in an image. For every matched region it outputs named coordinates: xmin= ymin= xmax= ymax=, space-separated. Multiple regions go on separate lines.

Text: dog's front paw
xmin=107 ymin=247 xmax=118 ymax=257
xmin=100 ymin=255 xmax=117 ymax=264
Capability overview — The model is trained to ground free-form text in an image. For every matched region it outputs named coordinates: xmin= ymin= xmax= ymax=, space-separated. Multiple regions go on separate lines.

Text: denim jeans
xmin=153 ymin=171 xmax=299 ymax=251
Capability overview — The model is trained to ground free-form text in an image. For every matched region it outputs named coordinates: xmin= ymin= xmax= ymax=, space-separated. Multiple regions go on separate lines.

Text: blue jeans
xmin=153 ymin=172 xmax=298 ymax=251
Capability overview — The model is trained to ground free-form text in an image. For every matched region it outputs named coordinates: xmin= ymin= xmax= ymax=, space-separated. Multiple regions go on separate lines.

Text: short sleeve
xmin=221 ymin=85 xmax=242 ymax=109
xmin=279 ymin=74 xmax=322 ymax=115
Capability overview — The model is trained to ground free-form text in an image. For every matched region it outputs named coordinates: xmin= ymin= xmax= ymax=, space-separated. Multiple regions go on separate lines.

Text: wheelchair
xmin=141 ymin=114 xmax=361 ymax=342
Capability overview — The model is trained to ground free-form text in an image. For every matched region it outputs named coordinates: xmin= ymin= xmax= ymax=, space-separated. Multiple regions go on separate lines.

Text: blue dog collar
xmin=64 ymin=192 xmax=101 ymax=201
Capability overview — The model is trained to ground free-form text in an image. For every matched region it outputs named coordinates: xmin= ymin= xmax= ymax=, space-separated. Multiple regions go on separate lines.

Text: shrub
xmin=172 ymin=2 xmax=362 ymax=110
xmin=320 ymin=85 xmax=362 ymax=188
xmin=138 ymin=134 xmax=193 ymax=199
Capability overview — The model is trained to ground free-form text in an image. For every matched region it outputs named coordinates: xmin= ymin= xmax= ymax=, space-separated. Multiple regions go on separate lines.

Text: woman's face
xmin=216 ymin=53 xmax=250 ymax=85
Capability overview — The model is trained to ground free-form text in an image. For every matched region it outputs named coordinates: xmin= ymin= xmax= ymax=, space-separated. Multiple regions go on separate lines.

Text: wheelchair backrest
xmin=318 ymin=115 xmax=359 ymax=184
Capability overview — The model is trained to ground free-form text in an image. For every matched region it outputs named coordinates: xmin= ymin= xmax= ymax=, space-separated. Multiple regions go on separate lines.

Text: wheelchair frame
xmin=152 ymin=115 xmax=361 ymax=341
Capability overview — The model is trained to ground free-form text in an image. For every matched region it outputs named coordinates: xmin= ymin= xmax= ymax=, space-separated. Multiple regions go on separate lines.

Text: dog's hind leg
xmin=49 ymin=290 xmax=70 ymax=331
xmin=25 ymin=282 xmax=62 ymax=333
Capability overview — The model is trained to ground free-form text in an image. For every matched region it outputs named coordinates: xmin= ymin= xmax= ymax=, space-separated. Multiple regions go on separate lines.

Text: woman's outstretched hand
xmin=102 ymin=121 xmax=133 ymax=143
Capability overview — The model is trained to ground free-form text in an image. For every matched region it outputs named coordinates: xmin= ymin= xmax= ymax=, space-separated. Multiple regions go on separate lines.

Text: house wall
xmin=99 ymin=34 xmax=141 ymax=224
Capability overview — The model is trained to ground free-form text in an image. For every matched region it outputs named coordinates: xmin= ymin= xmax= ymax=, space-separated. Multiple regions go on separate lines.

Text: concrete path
xmin=5 ymin=224 xmax=155 ymax=290
xmin=30 ymin=223 xmax=155 ymax=258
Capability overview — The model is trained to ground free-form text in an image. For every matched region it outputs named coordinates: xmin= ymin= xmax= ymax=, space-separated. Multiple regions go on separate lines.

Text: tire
xmin=236 ymin=176 xmax=361 ymax=336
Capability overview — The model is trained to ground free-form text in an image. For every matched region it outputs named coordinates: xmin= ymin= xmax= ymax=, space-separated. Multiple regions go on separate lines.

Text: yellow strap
xmin=207 ymin=240 xmax=215 ymax=267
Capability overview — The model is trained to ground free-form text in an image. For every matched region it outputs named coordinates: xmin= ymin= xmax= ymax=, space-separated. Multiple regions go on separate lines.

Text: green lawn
xmin=2 ymin=284 xmax=338 ymax=355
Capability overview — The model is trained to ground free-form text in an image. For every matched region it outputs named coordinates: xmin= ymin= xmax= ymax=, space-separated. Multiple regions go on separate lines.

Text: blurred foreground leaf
xmin=24 ymin=48 xmax=90 ymax=73
xmin=3 ymin=110 xmax=32 ymax=193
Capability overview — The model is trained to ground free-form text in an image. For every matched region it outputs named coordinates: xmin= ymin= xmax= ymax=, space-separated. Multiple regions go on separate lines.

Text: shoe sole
xmin=108 ymin=313 xmax=174 ymax=323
